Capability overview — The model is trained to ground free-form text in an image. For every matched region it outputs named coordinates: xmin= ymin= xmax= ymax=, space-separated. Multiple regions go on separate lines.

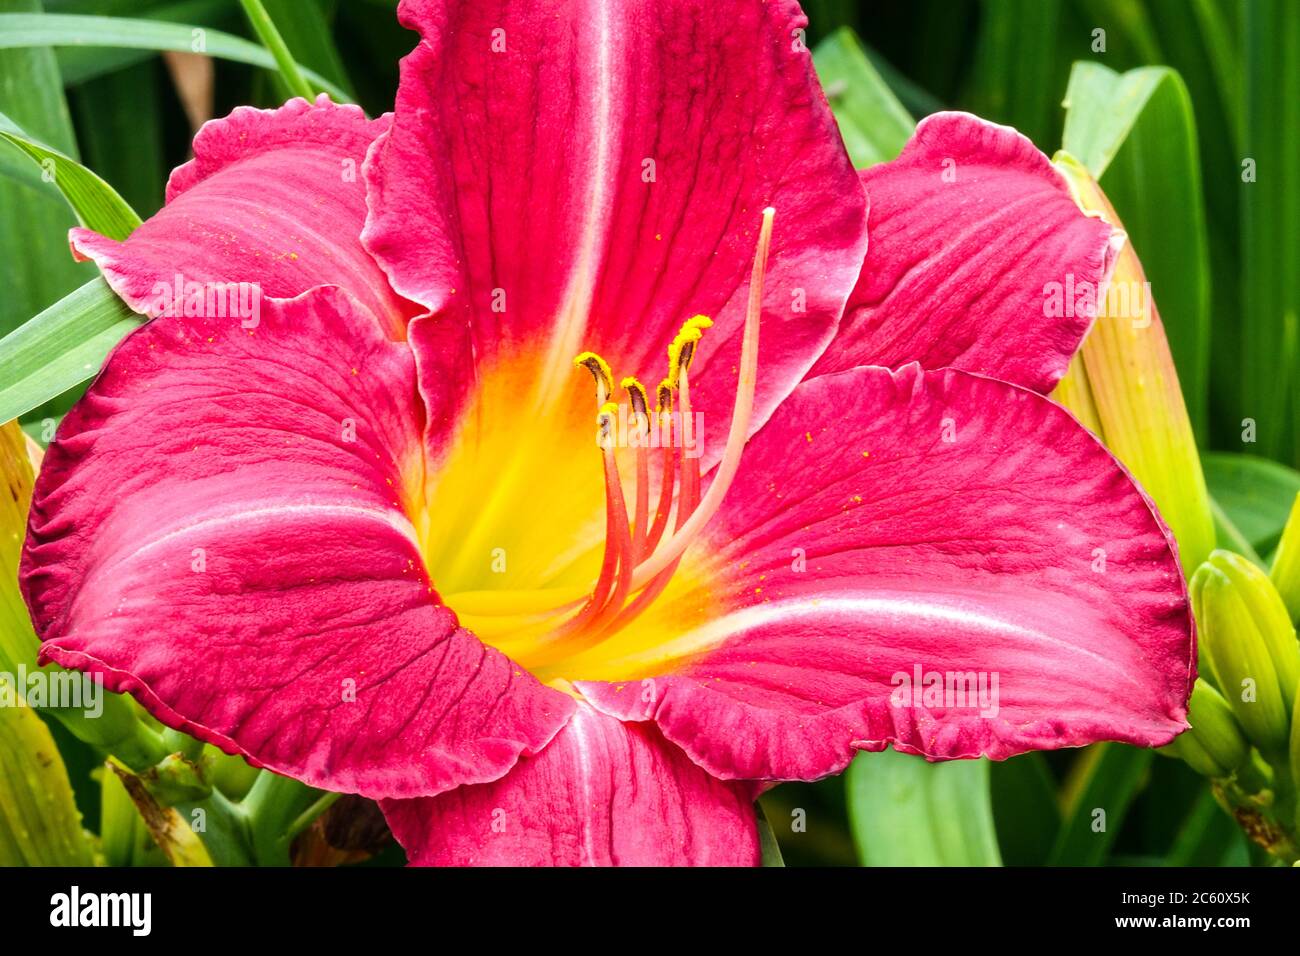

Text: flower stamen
xmin=574 ymin=351 xmax=614 ymax=403
xmin=622 ymin=376 xmax=651 ymax=562
xmin=642 ymin=379 xmax=677 ymax=556
xmin=628 ymin=206 xmax=773 ymax=590
xmin=522 ymin=208 xmax=773 ymax=663
xmin=552 ymin=402 xmax=633 ymax=640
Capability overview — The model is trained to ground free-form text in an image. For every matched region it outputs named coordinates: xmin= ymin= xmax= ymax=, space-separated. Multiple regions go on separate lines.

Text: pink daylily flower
xmin=21 ymin=0 xmax=1193 ymax=866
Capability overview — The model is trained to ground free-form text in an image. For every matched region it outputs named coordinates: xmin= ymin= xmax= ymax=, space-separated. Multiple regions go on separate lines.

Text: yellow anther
xmin=666 ymin=314 xmax=714 ymax=387
xmin=621 ymin=376 xmax=650 ymax=430
xmin=667 ymin=328 xmax=702 ymax=389
xmin=574 ymin=351 xmax=614 ymax=399
xmin=655 ymin=378 xmax=674 ymax=415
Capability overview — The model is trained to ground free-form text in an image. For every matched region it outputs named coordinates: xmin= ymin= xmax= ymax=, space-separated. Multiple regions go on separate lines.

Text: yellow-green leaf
xmin=0 ymin=692 xmax=95 ymax=866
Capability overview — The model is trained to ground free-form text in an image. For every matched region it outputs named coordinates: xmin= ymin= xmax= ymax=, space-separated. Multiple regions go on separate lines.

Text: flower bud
xmin=1270 ymin=492 xmax=1300 ymax=624
xmin=1185 ymin=678 xmax=1249 ymax=775
xmin=1162 ymin=734 xmax=1224 ymax=778
xmin=1205 ymin=550 xmax=1300 ymax=713
xmin=1050 ymin=153 xmax=1215 ymax=573
xmin=1192 ymin=554 xmax=1292 ymax=757
xmin=1292 ymin=679 xmax=1300 ymax=793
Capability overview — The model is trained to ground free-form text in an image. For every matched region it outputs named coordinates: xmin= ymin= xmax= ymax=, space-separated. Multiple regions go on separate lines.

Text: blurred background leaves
xmin=0 ymin=0 xmax=1296 ymax=866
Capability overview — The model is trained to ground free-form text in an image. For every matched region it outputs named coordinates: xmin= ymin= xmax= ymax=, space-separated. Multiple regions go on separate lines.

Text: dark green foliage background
xmin=1 ymin=0 xmax=1294 ymax=866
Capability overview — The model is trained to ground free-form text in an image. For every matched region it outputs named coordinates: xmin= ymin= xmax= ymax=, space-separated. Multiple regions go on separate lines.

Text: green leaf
xmin=1146 ymin=0 xmax=1242 ymax=152
xmin=0 ymin=0 xmax=95 ymax=342
xmin=859 ymin=42 xmax=947 ymax=121
xmin=1202 ymin=451 xmax=1300 ymax=556
xmin=812 ymin=27 xmax=914 ymax=167
xmin=1076 ymin=0 xmax=1164 ymax=64
xmin=1166 ymin=787 xmax=1249 ymax=866
xmin=1269 ymin=492 xmax=1300 ymax=622
xmin=0 ymin=421 xmax=166 ymax=769
xmin=1048 ymin=743 xmax=1151 ymax=866
xmin=990 ymin=752 xmax=1061 ymax=865
xmin=239 ymin=0 xmax=315 ymax=100
xmin=0 ymin=108 xmax=140 ymax=239
xmin=72 ymin=60 xmax=165 ymax=217
xmin=755 ymin=804 xmax=785 ymax=867
xmin=51 ymin=0 xmax=237 ymax=86
xmin=0 ymin=277 xmax=143 ymax=425
xmin=1061 ymin=63 xmax=1212 ymax=442
xmin=260 ymin=0 xmax=352 ymax=98
xmin=0 ymin=422 xmax=39 ymax=677
xmin=1239 ymin=0 xmax=1300 ymax=464
xmin=0 ymin=694 xmax=96 ymax=865
xmin=1138 ymin=0 xmax=1244 ymax=458
xmin=0 ymin=12 xmax=353 ymax=103
xmin=0 ymin=137 xmax=45 ymax=191
xmin=846 ymin=749 xmax=1001 ymax=866
xmin=1062 ymin=63 xmax=1181 ymax=180
xmin=963 ymin=0 xmax=1071 ymax=149
xmin=1209 ymin=495 xmax=1265 ymax=568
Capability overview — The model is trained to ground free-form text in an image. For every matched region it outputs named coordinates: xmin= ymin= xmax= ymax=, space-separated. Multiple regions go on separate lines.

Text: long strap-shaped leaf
xmin=812 ymin=27 xmax=915 ymax=168
xmin=0 ymin=692 xmax=96 ymax=866
xmin=846 ymin=749 xmax=1002 ymax=866
xmin=1059 ymin=64 xmax=1212 ymax=445
xmin=0 ymin=108 xmax=140 ymax=240
xmin=0 ymin=12 xmax=352 ymax=103
xmin=0 ymin=278 xmax=143 ymax=425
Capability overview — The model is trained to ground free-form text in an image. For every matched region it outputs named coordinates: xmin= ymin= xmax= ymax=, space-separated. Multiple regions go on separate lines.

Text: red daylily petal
xmin=365 ymin=0 xmax=868 ymax=454
xmin=578 ymin=364 xmax=1193 ymax=781
xmin=21 ymin=286 xmax=572 ymax=799
xmin=809 ymin=112 xmax=1119 ymax=393
xmin=381 ymin=701 xmax=758 ymax=866
xmin=70 ymin=95 xmax=417 ymax=335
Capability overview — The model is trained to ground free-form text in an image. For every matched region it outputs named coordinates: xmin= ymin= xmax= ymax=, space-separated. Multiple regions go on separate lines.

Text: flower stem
xmin=238 ymin=0 xmax=317 ymax=101
xmin=240 ymin=770 xmax=338 ymax=865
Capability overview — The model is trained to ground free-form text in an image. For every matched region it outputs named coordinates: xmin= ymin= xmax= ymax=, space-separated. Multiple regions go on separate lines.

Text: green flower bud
xmin=1271 ymin=492 xmax=1300 ymax=624
xmin=1161 ymin=732 xmax=1228 ymax=779
xmin=1049 ymin=154 xmax=1215 ymax=574
xmin=1186 ymin=678 xmax=1250 ymax=774
xmin=1292 ymin=678 xmax=1300 ymax=794
xmin=1191 ymin=555 xmax=1291 ymax=757
xmin=1205 ymin=551 xmax=1300 ymax=714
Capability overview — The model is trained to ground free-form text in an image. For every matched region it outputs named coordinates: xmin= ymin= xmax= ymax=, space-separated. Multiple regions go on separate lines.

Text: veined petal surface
xmin=71 ymin=96 xmax=417 ymax=336
xmin=810 ymin=113 xmax=1119 ymax=393
xmin=382 ymin=701 xmax=758 ymax=866
xmin=579 ymin=364 xmax=1194 ymax=780
xmin=22 ymin=287 xmax=572 ymax=798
